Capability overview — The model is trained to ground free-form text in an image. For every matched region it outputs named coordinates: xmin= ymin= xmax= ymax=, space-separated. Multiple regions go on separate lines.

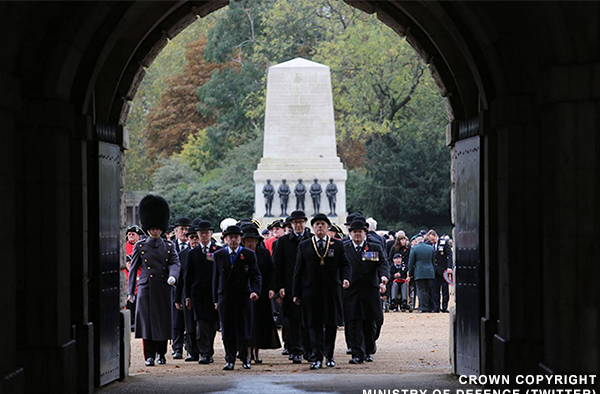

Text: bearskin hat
xmin=138 ymin=194 xmax=170 ymax=234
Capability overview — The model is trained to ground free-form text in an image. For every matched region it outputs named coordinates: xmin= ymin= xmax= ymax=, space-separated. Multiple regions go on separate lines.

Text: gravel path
xmin=128 ymin=304 xmax=453 ymax=376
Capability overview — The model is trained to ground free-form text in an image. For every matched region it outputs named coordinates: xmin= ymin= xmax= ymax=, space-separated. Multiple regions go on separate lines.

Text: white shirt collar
xmin=352 ymin=241 xmax=365 ymax=249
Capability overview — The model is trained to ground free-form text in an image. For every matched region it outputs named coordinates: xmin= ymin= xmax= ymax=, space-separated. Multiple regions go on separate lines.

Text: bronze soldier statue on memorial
xmin=278 ymin=179 xmax=291 ymax=216
xmin=294 ymin=179 xmax=306 ymax=211
xmin=326 ymin=179 xmax=338 ymax=216
xmin=310 ymin=179 xmax=322 ymax=215
xmin=263 ymin=179 xmax=275 ymax=217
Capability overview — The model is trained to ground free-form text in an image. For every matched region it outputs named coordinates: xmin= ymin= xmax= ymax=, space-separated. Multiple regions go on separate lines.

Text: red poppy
xmin=365 ymin=245 xmax=369 ymax=251
xmin=240 ymin=254 xmax=245 ymax=260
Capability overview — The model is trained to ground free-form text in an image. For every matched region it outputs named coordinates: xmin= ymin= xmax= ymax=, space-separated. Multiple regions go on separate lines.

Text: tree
xmin=125 ymin=18 xmax=215 ymax=191
xmin=145 ymin=35 xmax=228 ymax=163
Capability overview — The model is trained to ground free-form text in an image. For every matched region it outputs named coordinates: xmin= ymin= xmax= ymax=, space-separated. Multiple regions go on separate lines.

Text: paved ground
xmin=101 ymin=298 xmax=477 ymax=393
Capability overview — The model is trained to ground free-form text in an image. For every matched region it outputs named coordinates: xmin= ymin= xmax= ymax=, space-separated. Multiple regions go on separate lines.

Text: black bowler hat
xmin=196 ymin=220 xmax=214 ymax=231
xmin=242 ymin=226 xmax=263 ymax=240
xmin=344 ymin=213 xmax=357 ymax=226
xmin=289 ymin=210 xmax=308 ymax=221
xmin=348 ymin=219 xmax=367 ymax=232
xmin=222 ymin=225 xmax=243 ymax=237
xmin=173 ymin=217 xmax=192 ymax=227
xmin=311 ymin=213 xmax=331 ymax=226
xmin=139 ymin=194 xmax=170 ymax=233
xmin=192 ymin=217 xmax=203 ymax=226
xmin=186 ymin=225 xmax=198 ymax=236
xmin=283 ymin=217 xmax=292 ymax=228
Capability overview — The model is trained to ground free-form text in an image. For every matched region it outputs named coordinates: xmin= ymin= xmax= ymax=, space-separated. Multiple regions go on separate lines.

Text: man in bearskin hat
xmin=293 ymin=213 xmax=351 ymax=370
xmin=127 ymin=194 xmax=180 ymax=366
xmin=184 ymin=220 xmax=222 ymax=365
xmin=212 ymin=225 xmax=262 ymax=370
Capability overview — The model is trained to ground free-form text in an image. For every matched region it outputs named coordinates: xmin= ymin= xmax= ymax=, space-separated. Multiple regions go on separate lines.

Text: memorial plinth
xmin=253 ymin=58 xmax=347 ymax=227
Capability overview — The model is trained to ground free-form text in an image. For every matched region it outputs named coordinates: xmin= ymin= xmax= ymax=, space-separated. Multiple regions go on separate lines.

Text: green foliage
xmin=152 ymin=138 xmax=263 ymax=224
xmin=129 ymin=0 xmax=452 ymax=234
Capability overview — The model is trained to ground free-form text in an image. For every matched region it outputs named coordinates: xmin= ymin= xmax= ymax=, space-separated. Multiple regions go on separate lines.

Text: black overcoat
xmin=128 ymin=237 xmax=180 ymax=340
xmin=273 ymin=230 xmax=311 ymax=318
xmin=251 ymin=246 xmax=281 ymax=349
xmin=175 ymin=247 xmax=195 ymax=333
xmin=292 ymin=236 xmax=351 ymax=327
xmin=184 ymin=241 xmax=221 ymax=322
xmin=342 ymin=241 xmax=387 ymax=322
xmin=212 ymin=247 xmax=262 ymax=341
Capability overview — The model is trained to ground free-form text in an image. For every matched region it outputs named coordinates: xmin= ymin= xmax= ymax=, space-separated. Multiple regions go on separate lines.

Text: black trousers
xmin=346 ymin=320 xmax=375 ymax=360
xmin=308 ymin=324 xmax=337 ymax=362
xmin=196 ymin=320 xmax=218 ymax=357
xmin=288 ymin=316 xmax=304 ymax=356
xmin=224 ymin=338 xmax=248 ymax=363
xmin=344 ymin=319 xmax=356 ymax=351
xmin=416 ymin=279 xmax=433 ymax=311
xmin=143 ymin=339 xmax=168 ymax=360
xmin=430 ymin=272 xmax=449 ymax=311
xmin=171 ymin=326 xmax=185 ymax=354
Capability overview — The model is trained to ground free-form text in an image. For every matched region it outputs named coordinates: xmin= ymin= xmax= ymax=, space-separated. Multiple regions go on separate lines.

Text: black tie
xmin=203 ymin=246 xmax=208 ymax=254
xmin=318 ymin=239 xmax=325 ymax=254
xmin=355 ymin=245 xmax=361 ymax=254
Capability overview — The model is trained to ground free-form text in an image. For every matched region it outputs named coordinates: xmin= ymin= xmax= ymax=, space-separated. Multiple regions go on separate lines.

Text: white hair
xmin=220 ymin=218 xmax=237 ymax=231
xmin=366 ymin=217 xmax=377 ymax=231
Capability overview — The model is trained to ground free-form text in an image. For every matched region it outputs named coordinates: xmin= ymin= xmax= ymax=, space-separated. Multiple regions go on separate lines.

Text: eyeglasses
xmin=188 ymin=235 xmax=199 ymax=239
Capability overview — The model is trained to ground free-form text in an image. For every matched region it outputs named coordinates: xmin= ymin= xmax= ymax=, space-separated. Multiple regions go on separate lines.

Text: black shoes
xmin=292 ymin=354 xmax=302 ymax=364
xmin=145 ymin=357 xmax=155 ymax=366
xmin=157 ymin=355 xmax=166 ymax=365
xmin=441 ymin=309 xmax=449 ymax=313
xmin=349 ymin=357 xmax=363 ymax=364
xmin=309 ymin=360 xmax=322 ymax=370
xmin=223 ymin=362 xmax=234 ymax=371
xmin=198 ymin=356 xmax=210 ymax=365
xmin=365 ymin=355 xmax=374 ymax=362
xmin=346 ymin=348 xmax=352 ymax=355
xmin=185 ymin=355 xmax=199 ymax=362
xmin=242 ymin=358 xmax=251 ymax=369
xmin=172 ymin=352 xmax=183 ymax=359
xmin=282 ymin=348 xmax=289 ymax=355
xmin=326 ymin=358 xmax=336 ymax=367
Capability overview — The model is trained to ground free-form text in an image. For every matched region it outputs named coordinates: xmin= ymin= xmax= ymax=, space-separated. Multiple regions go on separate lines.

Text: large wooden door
xmin=96 ymin=140 xmax=121 ymax=386
xmin=454 ymin=135 xmax=482 ymax=376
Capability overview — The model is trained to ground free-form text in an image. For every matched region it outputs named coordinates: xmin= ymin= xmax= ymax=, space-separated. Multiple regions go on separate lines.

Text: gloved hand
xmin=167 ymin=276 xmax=176 ymax=286
xmin=127 ymin=294 xmax=136 ymax=303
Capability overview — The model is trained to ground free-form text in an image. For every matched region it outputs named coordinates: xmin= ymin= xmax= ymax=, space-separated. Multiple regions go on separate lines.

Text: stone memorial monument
xmin=253 ymin=58 xmax=347 ymax=226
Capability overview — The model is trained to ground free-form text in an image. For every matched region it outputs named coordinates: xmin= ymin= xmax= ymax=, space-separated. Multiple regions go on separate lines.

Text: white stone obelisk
xmin=253 ymin=58 xmax=347 ymax=226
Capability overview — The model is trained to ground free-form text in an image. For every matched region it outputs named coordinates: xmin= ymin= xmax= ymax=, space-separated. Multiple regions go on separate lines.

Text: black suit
xmin=174 ymin=247 xmax=198 ymax=358
xmin=343 ymin=241 xmax=387 ymax=360
xmin=212 ymin=247 xmax=262 ymax=363
xmin=293 ymin=236 xmax=351 ymax=362
xmin=273 ymin=230 xmax=311 ymax=357
xmin=185 ymin=241 xmax=221 ymax=358
xmin=171 ymin=240 xmax=189 ymax=355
